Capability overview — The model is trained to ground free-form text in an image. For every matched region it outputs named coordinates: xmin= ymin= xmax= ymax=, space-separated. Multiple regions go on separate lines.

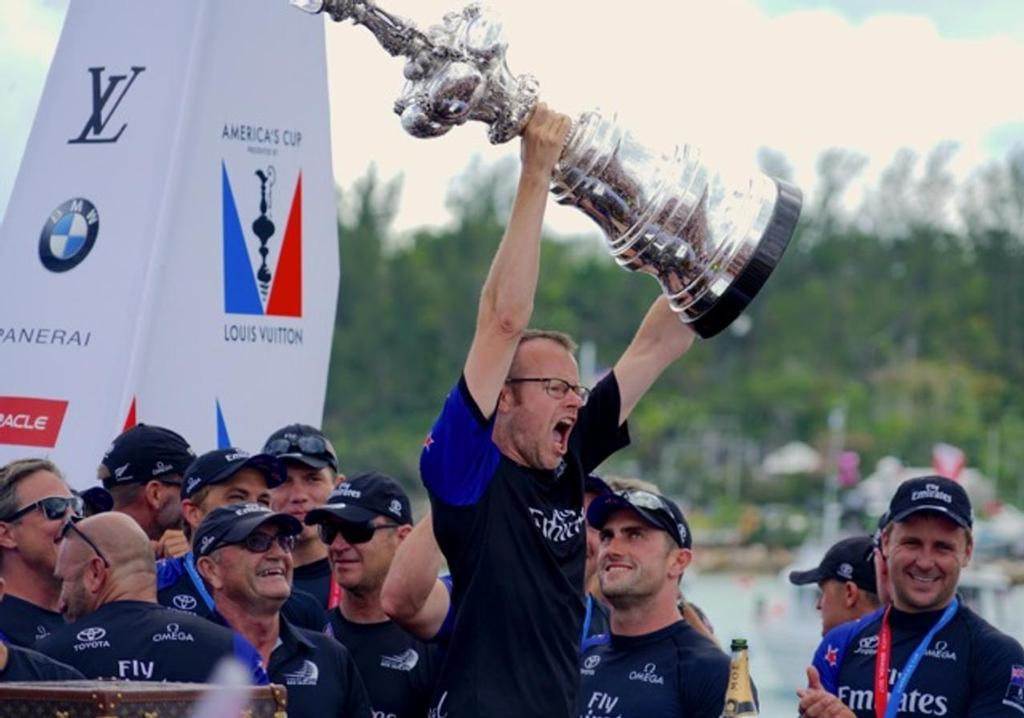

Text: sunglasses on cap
xmin=622 ymin=490 xmax=670 ymax=512
xmin=56 ymin=517 xmax=110 ymax=568
xmin=2 ymin=495 xmax=84 ymax=523
xmin=264 ymin=435 xmax=334 ymax=459
xmin=317 ymin=520 xmax=399 ymax=546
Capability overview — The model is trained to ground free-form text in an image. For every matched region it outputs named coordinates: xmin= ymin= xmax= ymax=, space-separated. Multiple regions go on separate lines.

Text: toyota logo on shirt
xmin=76 ymin=626 xmax=106 ymax=642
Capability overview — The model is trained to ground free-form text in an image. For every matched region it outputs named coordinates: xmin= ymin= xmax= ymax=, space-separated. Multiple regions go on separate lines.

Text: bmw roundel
xmin=39 ymin=198 xmax=99 ymax=272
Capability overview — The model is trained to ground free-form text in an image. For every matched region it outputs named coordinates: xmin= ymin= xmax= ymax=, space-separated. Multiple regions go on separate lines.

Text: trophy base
xmin=689 ymin=179 xmax=802 ymax=339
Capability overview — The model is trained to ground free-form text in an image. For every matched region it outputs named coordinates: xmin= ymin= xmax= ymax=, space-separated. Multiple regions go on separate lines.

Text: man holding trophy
xmin=419 ymin=103 xmax=697 ymax=717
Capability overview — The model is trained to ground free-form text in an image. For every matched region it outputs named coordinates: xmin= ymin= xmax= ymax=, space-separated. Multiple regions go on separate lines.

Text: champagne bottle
xmin=721 ymin=638 xmax=758 ymax=717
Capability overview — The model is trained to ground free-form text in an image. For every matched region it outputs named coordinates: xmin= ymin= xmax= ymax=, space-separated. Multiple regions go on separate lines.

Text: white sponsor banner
xmin=0 ymin=0 xmax=338 ymax=485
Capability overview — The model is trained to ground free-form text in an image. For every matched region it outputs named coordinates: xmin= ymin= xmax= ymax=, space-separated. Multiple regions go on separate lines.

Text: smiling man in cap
xmin=155 ymin=448 xmax=327 ymax=633
xmin=576 ymin=488 xmax=737 ymax=718
xmin=797 ymin=476 xmax=1024 ymax=718
xmin=196 ymin=503 xmax=371 ymax=718
xmin=263 ymin=424 xmax=344 ymax=609
xmin=305 ymin=473 xmax=440 ymax=718
xmin=790 ymin=535 xmax=880 ymax=636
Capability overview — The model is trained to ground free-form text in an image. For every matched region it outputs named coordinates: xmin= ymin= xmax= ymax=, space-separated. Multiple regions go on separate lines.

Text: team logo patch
xmin=380 ymin=648 xmax=419 ymax=671
xmin=282 ymin=659 xmax=319 ymax=686
xmin=39 ymin=198 xmax=99 ymax=272
xmin=172 ymin=594 xmax=198 ymax=612
xmin=854 ymin=635 xmax=879 ymax=656
xmin=1003 ymin=665 xmax=1024 ymax=712
xmin=584 ymin=655 xmax=601 ymax=670
xmin=388 ymin=499 xmax=402 ymax=517
xmin=837 ymin=562 xmax=854 ymax=580
xmin=528 ymin=506 xmax=583 ymax=543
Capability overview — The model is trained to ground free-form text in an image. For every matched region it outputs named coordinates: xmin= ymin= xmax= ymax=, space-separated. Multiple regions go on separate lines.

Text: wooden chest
xmin=0 ymin=681 xmax=288 ymax=717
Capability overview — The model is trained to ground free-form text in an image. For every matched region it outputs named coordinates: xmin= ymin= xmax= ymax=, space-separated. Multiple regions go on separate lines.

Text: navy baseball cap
xmin=262 ymin=424 xmax=338 ymax=472
xmin=584 ymin=474 xmax=611 ymax=496
xmin=193 ymin=502 xmax=302 ymax=558
xmin=789 ymin=536 xmax=877 ymax=594
xmin=77 ymin=486 xmax=113 ymax=515
xmin=305 ymin=472 xmax=413 ymax=527
xmin=181 ymin=448 xmax=285 ymax=501
xmin=587 ymin=489 xmax=692 ymax=549
xmin=887 ymin=475 xmax=973 ymax=529
xmin=99 ymin=424 xmax=195 ymax=488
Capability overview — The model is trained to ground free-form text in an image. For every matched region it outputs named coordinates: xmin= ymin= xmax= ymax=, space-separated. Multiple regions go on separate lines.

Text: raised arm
xmin=381 ymin=512 xmax=452 ymax=641
xmin=462 ymin=104 xmax=573 ymax=416
xmin=612 ymin=296 xmax=697 ymax=424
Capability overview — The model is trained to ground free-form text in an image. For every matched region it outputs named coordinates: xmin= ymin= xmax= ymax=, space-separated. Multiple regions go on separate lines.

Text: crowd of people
xmin=1 ymin=106 xmax=1022 ymax=718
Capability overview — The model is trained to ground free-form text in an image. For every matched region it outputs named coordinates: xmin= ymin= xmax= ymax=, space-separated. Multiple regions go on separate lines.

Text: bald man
xmin=35 ymin=513 xmax=266 ymax=683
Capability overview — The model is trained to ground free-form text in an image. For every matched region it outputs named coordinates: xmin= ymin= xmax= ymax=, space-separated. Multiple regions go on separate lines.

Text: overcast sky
xmin=2 ymin=0 xmax=1022 ymax=236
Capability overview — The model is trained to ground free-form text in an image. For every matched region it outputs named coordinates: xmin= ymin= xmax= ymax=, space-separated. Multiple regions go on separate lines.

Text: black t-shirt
xmin=577 ymin=621 xmax=732 ymax=718
xmin=268 ymin=617 xmax=372 ymax=718
xmin=156 ymin=552 xmax=329 ymax=632
xmin=35 ymin=600 xmax=266 ymax=684
xmin=293 ymin=557 xmax=334 ymax=609
xmin=0 ymin=643 xmax=84 ymax=681
xmin=834 ymin=602 xmax=1024 ymax=717
xmin=421 ymin=373 xmax=629 ymax=718
xmin=327 ymin=609 xmax=441 ymax=718
xmin=0 ymin=595 xmax=65 ymax=647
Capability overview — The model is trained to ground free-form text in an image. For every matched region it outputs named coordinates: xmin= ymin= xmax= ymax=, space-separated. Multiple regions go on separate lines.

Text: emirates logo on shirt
xmin=528 ymin=507 xmax=583 ymax=543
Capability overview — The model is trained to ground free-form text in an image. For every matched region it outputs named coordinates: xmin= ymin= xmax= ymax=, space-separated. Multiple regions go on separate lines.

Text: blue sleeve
xmin=430 ymin=574 xmax=455 ymax=645
xmin=420 ymin=376 xmax=502 ymax=506
xmin=156 ymin=556 xmax=186 ymax=591
xmin=811 ymin=609 xmax=882 ymax=694
xmin=232 ymin=633 xmax=269 ymax=685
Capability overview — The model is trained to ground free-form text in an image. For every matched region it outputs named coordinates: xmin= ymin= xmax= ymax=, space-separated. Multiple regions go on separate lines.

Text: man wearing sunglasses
xmin=0 ymin=458 xmax=80 ymax=647
xmin=263 ymin=423 xmax=345 ymax=609
xmin=578 ymin=489 xmax=737 ymax=718
xmin=305 ymin=474 xmax=441 ymax=718
xmin=155 ymin=448 xmax=328 ymax=633
xmin=36 ymin=511 xmax=267 ymax=684
xmin=97 ymin=423 xmax=195 ymax=559
xmin=195 ymin=503 xmax=372 ymax=718
xmin=419 ymin=105 xmax=698 ymax=718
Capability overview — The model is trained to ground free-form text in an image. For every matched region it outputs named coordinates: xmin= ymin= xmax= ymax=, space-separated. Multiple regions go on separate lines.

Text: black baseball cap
xmin=789 ymin=536 xmax=877 ymax=594
xmin=99 ymin=424 xmax=195 ymax=488
xmin=584 ymin=474 xmax=611 ymax=496
xmin=304 ymin=472 xmax=413 ymax=527
xmin=887 ymin=475 xmax=973 ymax=529
xmin=262 ymin=424 xmax=338 ymax=472
xmin=587 ymin=489 xmax=692 ymax=549
xmin=77 ymin=486 xmax=113 ymax=515
xmin=181 ymin=448 xmax=286 ymax=501
xmin=193 ymin=502 xmax=302 ymax=558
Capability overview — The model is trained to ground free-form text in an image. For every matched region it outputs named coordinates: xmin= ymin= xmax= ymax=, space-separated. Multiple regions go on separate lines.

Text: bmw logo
xmin=39 ymin=198 xmax=99 ymax=272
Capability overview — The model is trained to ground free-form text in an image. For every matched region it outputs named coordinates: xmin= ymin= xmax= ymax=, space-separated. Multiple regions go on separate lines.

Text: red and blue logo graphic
xmin=221 ymin=161 xmax=302 ymax=316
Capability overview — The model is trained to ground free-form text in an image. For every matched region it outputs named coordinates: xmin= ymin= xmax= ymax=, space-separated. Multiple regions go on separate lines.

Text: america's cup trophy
xmin=292 ymin=0 xmax=802 ymax=337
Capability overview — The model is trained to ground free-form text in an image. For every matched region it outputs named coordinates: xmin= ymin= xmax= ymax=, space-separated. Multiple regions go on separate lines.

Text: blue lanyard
xmin=580 ymin=594 xmax=595 ymax=652
xmin=183 ymin=552 xmax=217 ymax=613
xmin=882 ymin=598 xmax=959 ymax=718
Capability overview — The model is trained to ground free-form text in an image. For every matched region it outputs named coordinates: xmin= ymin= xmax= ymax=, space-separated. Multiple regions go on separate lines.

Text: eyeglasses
xmin=505 ymin=377 xmax=591 ymax=403
xmin=57 ymin=518 xmax=110 ymax=568
xmin=234 ymin=532 xmax=298 ymax=554
xmin=317 ymin=521 xmax=399 ymax=546
xmin=263 ymin=435 xmax=337 ymax=468
xmin=2 ymin=495 xmax=84 ymax=523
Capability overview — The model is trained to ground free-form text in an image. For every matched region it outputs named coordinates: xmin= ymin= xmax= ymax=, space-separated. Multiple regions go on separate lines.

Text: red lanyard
xmin=327 ymin=579 xmax=342 ymax=610
xmin=874 ymin=606 xmax=893 ymax=718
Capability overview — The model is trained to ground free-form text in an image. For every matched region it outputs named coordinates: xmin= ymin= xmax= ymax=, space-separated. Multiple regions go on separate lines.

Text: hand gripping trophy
xmin=291 ymin=0 xmax=802 ymax=337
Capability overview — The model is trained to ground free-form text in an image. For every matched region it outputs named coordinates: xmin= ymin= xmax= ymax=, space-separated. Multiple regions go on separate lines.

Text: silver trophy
xmin=292 ymin=0 xmax=802 ymax=337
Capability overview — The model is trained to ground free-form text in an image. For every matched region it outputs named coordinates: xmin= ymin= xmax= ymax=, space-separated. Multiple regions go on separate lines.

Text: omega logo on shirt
xmin=527 ymin=507 xmax=583 ymax=543
xmin=628 ymin=662 xmax=665 ymax=685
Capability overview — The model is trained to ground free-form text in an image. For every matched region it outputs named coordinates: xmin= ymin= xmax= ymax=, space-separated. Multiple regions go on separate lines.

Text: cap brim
xmin=210 ymin=454 xmax=286 ymax=488
xmin=222 ymin=512 xmax=303 ymax=544
xmin=277 ymin=453 xmax=333 ymax=470
xmin=788 ymin=567 xmax=827 ymax=586
xmin=304 ymin=504 xmax=379 ymax=526
xmin=890 ymin=504 xmax=971 ymax=529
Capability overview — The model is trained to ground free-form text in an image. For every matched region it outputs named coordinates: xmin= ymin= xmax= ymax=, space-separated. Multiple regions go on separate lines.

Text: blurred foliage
xmin=323 ymin=147 xmax=1024 ymax=522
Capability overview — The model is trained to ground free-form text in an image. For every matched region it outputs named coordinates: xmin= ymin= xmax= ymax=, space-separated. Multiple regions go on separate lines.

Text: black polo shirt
xmin=0 ymin=644 xmax=84 ymax=681
xmin=577 ymin=621 xmax=734 ymax=718
xmin=328 ymin=609 xmax=440 ymax=718
xmin=0 ymin=595 xmax=65 ymax=647
xmin=833 ymin=602 xmax=1024 ymax=716
xmin=268 ymin=617 xmax=372 ymax=718
xmin=157 ymin=552 xmax=330 ymax=632
xmin=421 ymin=372 xmax=629 ymax=718
xmin=293 ymin=557 xmax=333 ymax=608
xmin=36 ymin=600 xmax=267 ymax=684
